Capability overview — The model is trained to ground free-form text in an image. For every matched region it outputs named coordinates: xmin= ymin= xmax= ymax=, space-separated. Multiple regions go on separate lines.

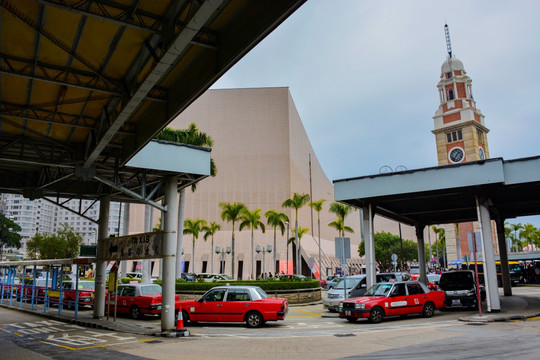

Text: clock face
xmin=449 ymin=147 xmax=464 ymax=163
xmin=479 ymin=147 xmax=485 ymax=160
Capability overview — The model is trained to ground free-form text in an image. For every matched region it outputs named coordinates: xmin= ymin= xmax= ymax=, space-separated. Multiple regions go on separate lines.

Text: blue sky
xmin=212 ymin=0 xmax=540 ymax=228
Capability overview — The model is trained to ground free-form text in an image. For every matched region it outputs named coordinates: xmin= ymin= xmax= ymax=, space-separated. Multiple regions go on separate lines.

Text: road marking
xmin=290 ymin=309 xmax=322 ymax=316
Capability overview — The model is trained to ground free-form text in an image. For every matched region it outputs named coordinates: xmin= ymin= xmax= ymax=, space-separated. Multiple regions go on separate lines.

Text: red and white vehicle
xmin=179 ymin=285 xmax=288 ymax=328
xmin=106 ymin=283 xmax=181 ymax=319
xmin=338 ymin=281 xmax=446 ymax=323
xmin=48 ymin=279 xmax=95 ymax=309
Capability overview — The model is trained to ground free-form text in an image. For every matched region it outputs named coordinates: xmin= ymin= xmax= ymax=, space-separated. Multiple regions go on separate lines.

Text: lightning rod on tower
xmin=444 ymin=23 xmax=453 ymax=58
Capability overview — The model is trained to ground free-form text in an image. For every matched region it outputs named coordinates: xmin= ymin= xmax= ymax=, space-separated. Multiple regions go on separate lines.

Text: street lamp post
xmin=215 ymin=246 xmax=231 ymax=274
xmin=256 ymin=244 xmax=272 ymax=278
xmin=285 ymin=222 xmax=289 ymax=274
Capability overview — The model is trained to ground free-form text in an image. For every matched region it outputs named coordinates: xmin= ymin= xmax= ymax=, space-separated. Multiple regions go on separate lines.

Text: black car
xmin=438 ymin=270 xmax=485 ymax=309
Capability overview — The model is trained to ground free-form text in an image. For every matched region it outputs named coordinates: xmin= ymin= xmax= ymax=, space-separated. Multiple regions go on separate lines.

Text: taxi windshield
xmin=333 ymin=277 xmax=362 ymax=290
xmin=365 ymin=283 xmax=392 ymax=296
xmin=140 ymin=285 xmax=162 ymax=295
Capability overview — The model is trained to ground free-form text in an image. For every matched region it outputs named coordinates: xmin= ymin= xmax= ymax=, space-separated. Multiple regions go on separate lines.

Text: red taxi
xmin=179 ymin=285 xmax=288 ymax=328
xmin=48 ymin=279 xmax=95 ymax=309
xmin=338 ymin=281 xmax=445 ymax=323
xmin=106 ymin=283 xmax=181 ymax=319
xmin=16 ymin=278 xmax=53 ymax=302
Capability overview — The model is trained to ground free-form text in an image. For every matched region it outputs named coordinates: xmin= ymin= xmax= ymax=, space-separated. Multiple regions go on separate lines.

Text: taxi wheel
xmin=130 ymin=305 xmax=141 ymax=319
xmin=245 ymin=311 xmax=265 ymax=328
xmin=368 ymin=307 xmax=384 ymax=323
xmin=346 ymin=317 xmax=358 ymax=323
xmin=422 ymin=302 xmax=435 ymax=318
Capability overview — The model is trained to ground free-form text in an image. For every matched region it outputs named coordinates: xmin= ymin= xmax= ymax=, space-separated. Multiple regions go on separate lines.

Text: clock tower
xmin=432 ymin=26 xmax=490 ymax=166
xmin=431 ymin=25 xmax=492 ymax=265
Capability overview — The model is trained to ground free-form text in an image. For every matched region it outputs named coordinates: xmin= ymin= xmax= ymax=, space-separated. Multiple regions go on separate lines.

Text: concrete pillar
xmin=176 ymin=188 xmax=186 ymax=278
xmin=495 ymin=216 xmax=512 ymax=296
xmin=93 ymin=195 xmax=110 ymax=319
xmin=415 ymin=224 xmax=427 ymax=284
xmin=161 ymin=176 xmax=179 ymax=332
xmin=119 ymin=203 xmax=129 ymax=278
xmin=362 ymin=204 xmax=376 ymax=288
xmin=475 ymin=196 xmax=501 ymax=312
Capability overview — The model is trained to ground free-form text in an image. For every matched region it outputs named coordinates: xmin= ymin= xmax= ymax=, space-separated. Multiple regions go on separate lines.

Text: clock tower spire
xmin=432 ymin=24 xmax=489 ymax=166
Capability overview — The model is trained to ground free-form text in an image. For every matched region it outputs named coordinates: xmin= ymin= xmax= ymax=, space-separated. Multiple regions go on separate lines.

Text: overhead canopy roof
xmin=0 ymin=0 xmax=306 ymax=204
xmin=334 ymin=156 xmax=540 ymax=227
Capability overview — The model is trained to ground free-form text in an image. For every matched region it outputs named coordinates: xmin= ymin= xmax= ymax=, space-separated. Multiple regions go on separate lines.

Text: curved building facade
xmin=128 ymin=87 xmax=415 ymax=279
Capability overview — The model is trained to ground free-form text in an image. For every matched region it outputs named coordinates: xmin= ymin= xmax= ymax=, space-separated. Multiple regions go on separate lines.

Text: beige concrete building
xmin=128 ymin=87 xmax=415 ymax=279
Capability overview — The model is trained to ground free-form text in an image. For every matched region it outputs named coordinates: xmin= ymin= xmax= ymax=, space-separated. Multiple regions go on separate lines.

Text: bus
xmin=462 ymin=261 xmax=522 ymax=286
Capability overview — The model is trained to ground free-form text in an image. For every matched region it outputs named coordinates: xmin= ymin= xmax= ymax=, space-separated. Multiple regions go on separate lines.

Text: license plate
xmin=345 ymin=311 xmax=351 ymax=316
xmin=452 ymin=299 xmax=461 ymax=306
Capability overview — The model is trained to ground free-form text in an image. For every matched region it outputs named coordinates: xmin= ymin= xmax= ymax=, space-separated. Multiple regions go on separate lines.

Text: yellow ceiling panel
xmin=76 ymin=17 xmax=124 ymax=75
xmin=1 ymin=10 xmax=37 ymax=59
xmin=105 ymin=27 xmax=150 ymax=78
xmin=1 ymin=76 xmax=30 ymax=104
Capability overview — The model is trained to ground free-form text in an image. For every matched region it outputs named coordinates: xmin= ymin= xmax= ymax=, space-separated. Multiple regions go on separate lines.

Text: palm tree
xmin=219 ymin=202 xmax=246 ymax=279
xmin=183 ymin=218 xmax=207 ymax=273
xmin=282 ymin=193 xmax=310 ymax=274
xmin=288 ymin=227 xmax=310 ymax=253
xmin=509 ymin=223 xmax=523 ymax=251
xmin=264 ymin=210 xmax=289 ymax=274
xmin=309 ymin=199 xmax=326 ymax=280
xmin=329 ymin=202 xmax=354 ymax=267
xmin=520 ymin=223 xmax=537 ymax=250
xmin=432 ymin=225 xmax=446 ymax=268
xmin=329 ymin=202 xmax=353 ymax=226
xmin=203 ymin=221 xmax=221 ymax=273
xmin=239 ymin=208 xmax=266 ymax=279
xmin=328 ymin=218 xmax=354 ymax=238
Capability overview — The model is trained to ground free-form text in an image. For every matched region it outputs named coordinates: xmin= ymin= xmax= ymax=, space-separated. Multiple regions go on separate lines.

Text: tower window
xmin=448 ymin=89 xmax=454 ymax=100
xmin=446 ymin=130 xmax=462 ymax=143
xmin=477 ymin=129 xmax=484 ymax=141
xmin=446 ymin=72 xmax=452 ymax=79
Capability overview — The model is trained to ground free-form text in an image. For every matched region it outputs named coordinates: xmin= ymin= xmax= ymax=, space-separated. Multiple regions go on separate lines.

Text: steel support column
xmin=93 ymin=195 xmax=110 ymax=319
xmin=415 ymin=224 xmax=427 ymax=284
xmin=161 ymin=175 xmax=178 ymax=332
xmin=494 ymin=216 xmax=512 ymax=296
xmin=176 ymin=188 xmax=186 ymax=278
xmin=476 ymin=196 xmax=501 ymax=312
xmin=362 ymin=205 xmax=376 ymax=288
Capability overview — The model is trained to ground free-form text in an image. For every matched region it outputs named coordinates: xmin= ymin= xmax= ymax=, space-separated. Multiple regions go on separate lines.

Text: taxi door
xmin=192 ymin=288 xmax=228 ymax=322
xmin=386 ymin=283 xmax=409 ymax=316
xmin=405 ymin=282 xmax=426 ymax=313
xmin=220 ymin=289 xmax=252 ymax=322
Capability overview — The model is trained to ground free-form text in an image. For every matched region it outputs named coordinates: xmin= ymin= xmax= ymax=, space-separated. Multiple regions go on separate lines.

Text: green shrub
xmin=174 ymin=280 xmax=319 ymax=292
xmin=120 ymin=277 xmax=141 ymax=284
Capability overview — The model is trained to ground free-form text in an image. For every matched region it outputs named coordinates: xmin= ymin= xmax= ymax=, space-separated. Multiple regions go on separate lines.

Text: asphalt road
xmin=1 ymin=286 xmax=539 ymax=359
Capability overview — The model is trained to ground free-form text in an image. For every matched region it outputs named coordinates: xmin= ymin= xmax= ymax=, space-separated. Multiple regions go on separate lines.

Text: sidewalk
xmin=1 ymin=286 xmax=539 ymax=335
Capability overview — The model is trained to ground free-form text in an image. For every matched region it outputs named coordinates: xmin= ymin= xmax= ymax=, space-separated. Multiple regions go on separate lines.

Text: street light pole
xmin=286 ymin=222 xmax=289 ymax=274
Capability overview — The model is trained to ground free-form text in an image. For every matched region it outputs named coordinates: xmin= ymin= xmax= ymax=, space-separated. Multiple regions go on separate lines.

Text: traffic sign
xmin=101 ymin=231 xmax=166 ymax=260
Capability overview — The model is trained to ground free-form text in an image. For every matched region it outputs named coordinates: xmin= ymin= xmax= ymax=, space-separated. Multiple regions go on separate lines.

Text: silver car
xmin=323 ymin=275 xmax=366 ymax=311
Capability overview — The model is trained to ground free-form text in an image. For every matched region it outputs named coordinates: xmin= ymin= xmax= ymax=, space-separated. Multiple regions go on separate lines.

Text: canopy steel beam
xmin=94 ymin=175 xmax=166 ymax=211
xmin=0 ymin=0 xmax=122 ymax=92
xmin=34 ymin=0 xmax=161 ymax=34
xmin=85 ymin=0 xmax=224 ymax=169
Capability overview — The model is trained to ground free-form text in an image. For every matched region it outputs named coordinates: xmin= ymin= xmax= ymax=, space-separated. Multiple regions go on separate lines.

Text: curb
xmin=459 ymin=311 xmax=540 ymax=323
